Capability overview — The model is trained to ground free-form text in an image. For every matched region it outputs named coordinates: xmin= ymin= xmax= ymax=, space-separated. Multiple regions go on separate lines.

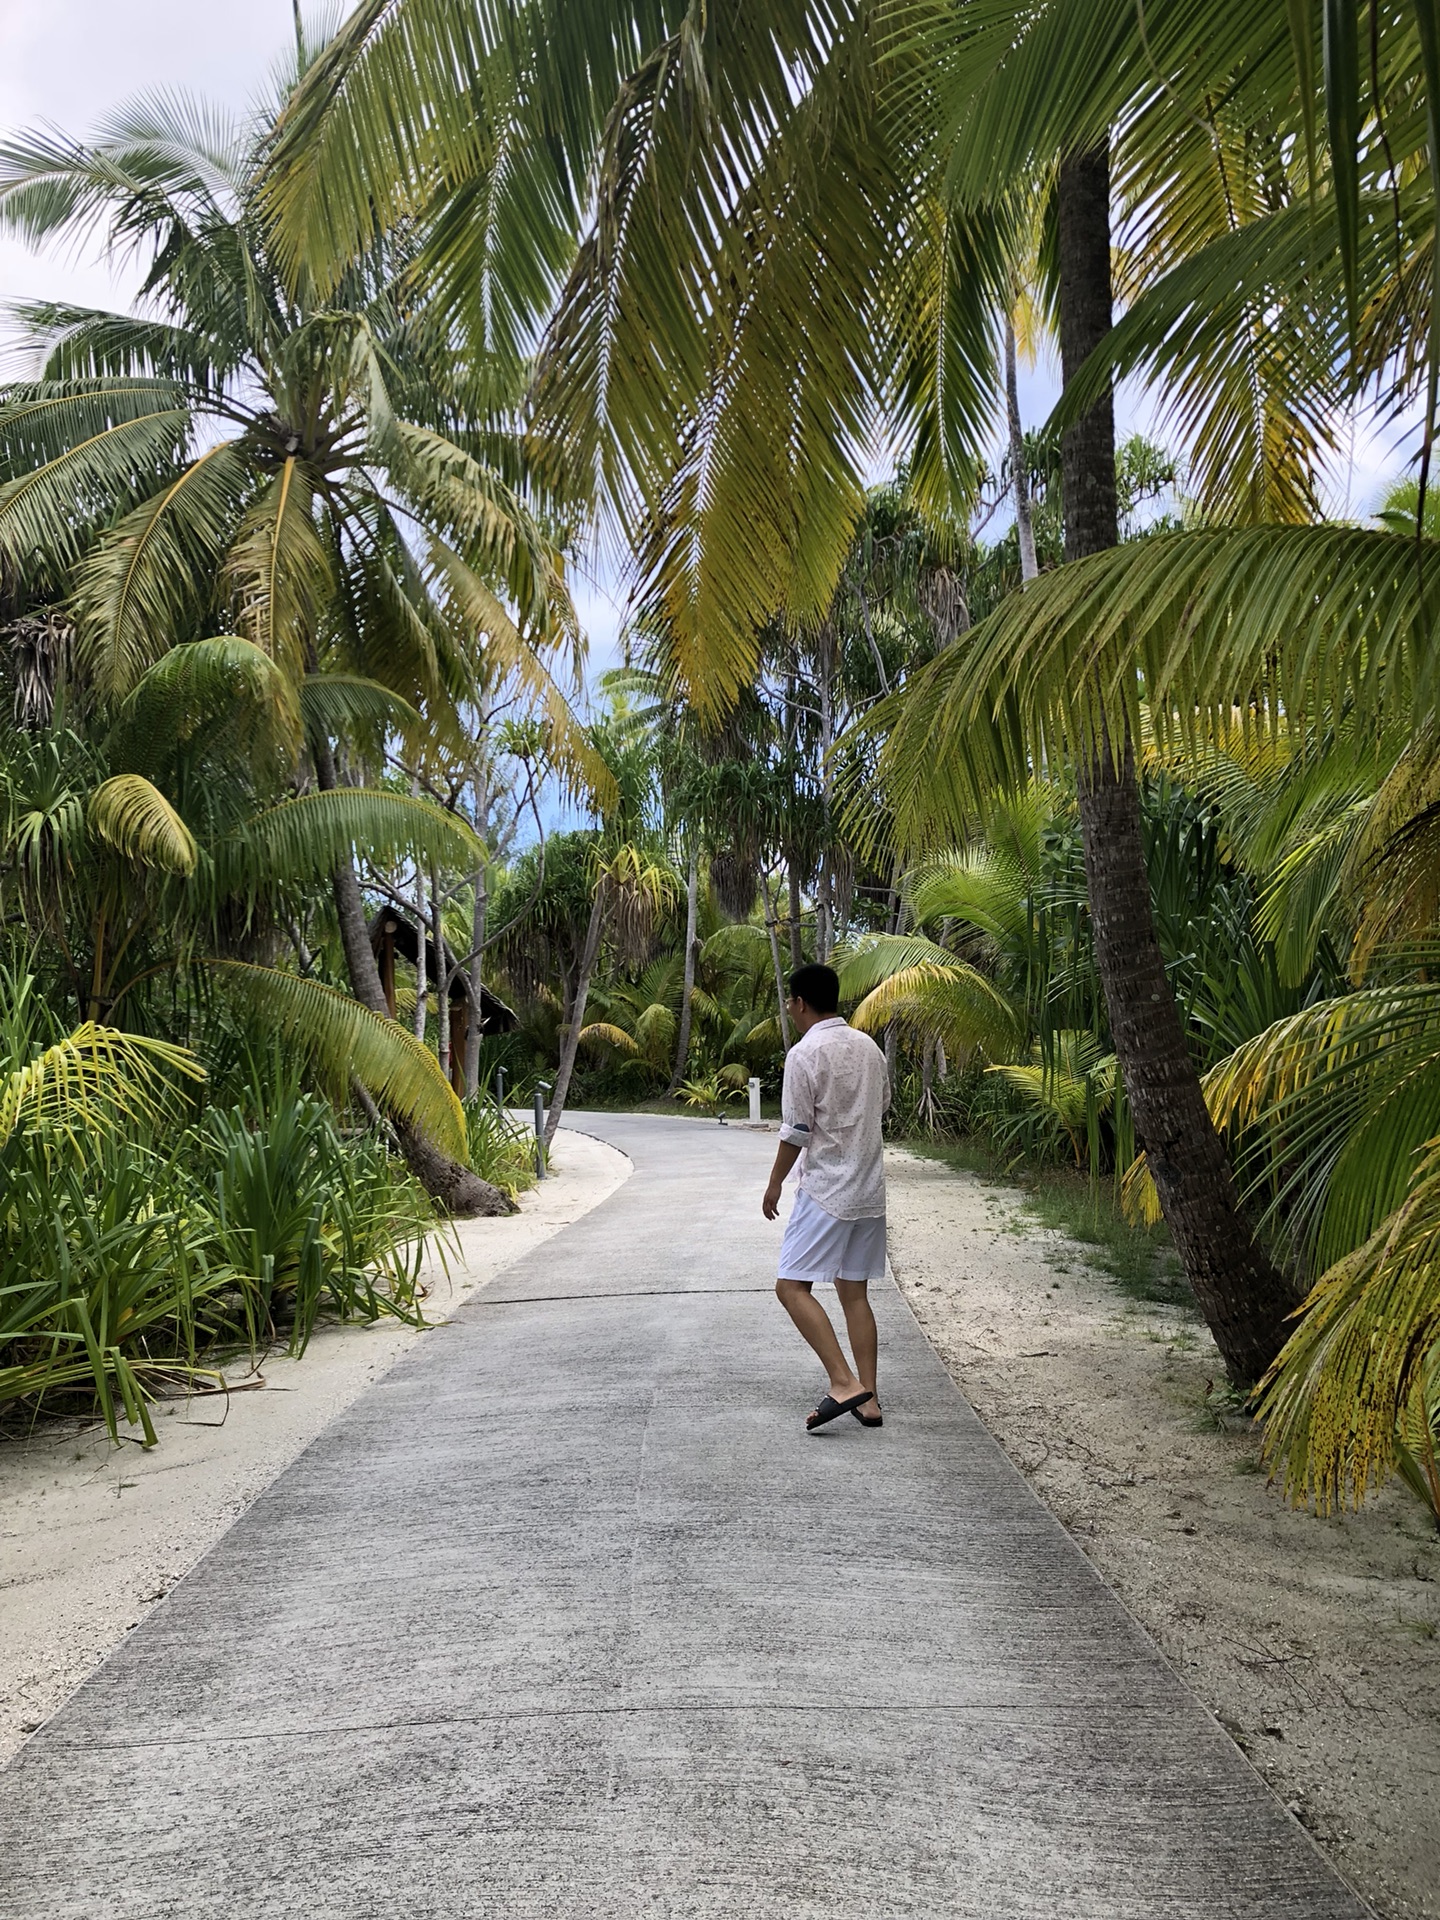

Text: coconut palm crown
xmin=0 ymin=70 xmax=577 ymax=732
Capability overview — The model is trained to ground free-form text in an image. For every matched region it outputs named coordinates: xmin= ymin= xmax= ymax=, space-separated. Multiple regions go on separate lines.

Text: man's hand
xmin=762 ymin=1139 xmax=802 ymax=1218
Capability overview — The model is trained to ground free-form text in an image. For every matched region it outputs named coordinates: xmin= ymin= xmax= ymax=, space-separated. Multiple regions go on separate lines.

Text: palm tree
xmin=0 ymin=638 xmax=477 ymax=1166
xmin=538 ymin=718 xmax=680 ymax=1146
xmin=257 ymin=0 xmax=1341 ymax=1372
xmin=0 ymin=64 xmax=593 ymax=1210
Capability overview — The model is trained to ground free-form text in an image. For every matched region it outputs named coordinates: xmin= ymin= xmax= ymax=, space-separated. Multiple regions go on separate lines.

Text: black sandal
xmin=851 ymin=1406 xmax=884 ymax=1428
xmin=806 ymin=1390 xmax=873 ymax=1431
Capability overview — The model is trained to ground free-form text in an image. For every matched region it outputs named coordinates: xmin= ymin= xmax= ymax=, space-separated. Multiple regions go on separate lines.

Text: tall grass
xmin=462 ymin=1076 xmax=540 ymax=1194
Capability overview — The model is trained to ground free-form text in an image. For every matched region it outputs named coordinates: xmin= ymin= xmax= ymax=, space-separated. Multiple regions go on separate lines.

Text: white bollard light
xmin=748 ymin=1077 xmax=762 ymax=1124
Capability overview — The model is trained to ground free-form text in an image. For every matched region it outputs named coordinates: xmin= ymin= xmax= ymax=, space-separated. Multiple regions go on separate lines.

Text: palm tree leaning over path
xmin=259 ymin=0 xmax=1336 ymax=1376
xmin=0 ymin=60 xmax=594 ymax=1211
xmin=523 ymin=0 xmax=1354 ymax=1380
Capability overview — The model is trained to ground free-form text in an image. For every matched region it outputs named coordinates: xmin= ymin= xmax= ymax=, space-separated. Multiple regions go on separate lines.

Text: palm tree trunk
xmin=1005 ymin=310 xmax=1039 ymax=584
xmin=463 ymin=860 xmax=488 ymax=1096
xmin=667 ymin=843 xmax=700 ymax=1094
xmin=544 ymin=881 xmax=606 ymax=1148
xmin=431 ymin=861 xmax=450 ymax=1084
xmin=1058 ymin=143 xmax=1291 ymax=1383
xmin=787 ymin=859 xmax=804 ymax=968
xmin=315 ymin=740 xmax=509 ymax=1217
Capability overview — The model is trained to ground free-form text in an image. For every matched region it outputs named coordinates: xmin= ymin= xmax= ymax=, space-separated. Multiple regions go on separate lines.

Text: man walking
xmin=762 ymin=963 xmax=891 ymax=1431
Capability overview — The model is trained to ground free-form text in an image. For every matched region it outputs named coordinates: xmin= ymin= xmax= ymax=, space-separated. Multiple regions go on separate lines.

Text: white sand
xmin=884 ymin=1145 xmax=1440 ymax=1920
xmin=0 ymin=1125 xmax=631 ymax=1765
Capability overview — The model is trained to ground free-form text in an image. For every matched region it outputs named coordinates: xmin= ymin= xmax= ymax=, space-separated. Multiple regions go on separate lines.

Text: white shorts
xmin=778 ymin=1189 xmax=887 ymax=1284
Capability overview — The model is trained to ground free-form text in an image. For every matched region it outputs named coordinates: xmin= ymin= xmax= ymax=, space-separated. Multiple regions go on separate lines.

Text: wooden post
xmin=448 ymin=991 xmax=467 ymax=1097
xmin=379 ymin=918 xmax=397 ymax=1018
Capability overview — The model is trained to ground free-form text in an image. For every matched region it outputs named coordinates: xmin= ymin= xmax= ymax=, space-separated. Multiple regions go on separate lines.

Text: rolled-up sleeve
xmin=779 ymin=1048 xmax=814 ymax=1147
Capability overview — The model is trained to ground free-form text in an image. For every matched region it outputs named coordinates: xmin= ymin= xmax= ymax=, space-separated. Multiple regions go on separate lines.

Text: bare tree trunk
xmin=763 ymin=868 xmax=792 ymax=1051
xmin=816 ymin=622 xmax=836 ymax=962
xmin=787 ymin=860 xmax=804 ymax=969
xmin=1058 ymin=143 xmax=1291 ymax=1383
xmin=463 ymin=756 xmax=490 ymax=1097
xmin=544 ymin=882 xmax=606 ymax=1148
xmin=314 ymin=739 xmax=510 ymax=1217
xmin=1005 ymin=310 xmax=1039 ymax=585
xmin=412 ymin=855 xmax=428 ymax=1039
xmin=667 ymin=842 xmax=700 ymax=1094
xmin=431 ymin=861 xmax=450 ymax=1084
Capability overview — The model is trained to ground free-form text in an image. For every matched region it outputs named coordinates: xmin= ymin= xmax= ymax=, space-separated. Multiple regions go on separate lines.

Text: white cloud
xmin=0 ymin=0 xmax=297 ymax=324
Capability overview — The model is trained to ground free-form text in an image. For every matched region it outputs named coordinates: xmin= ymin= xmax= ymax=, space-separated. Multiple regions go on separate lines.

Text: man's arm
xmin=766 ymin=1045 xmax=813 ymax=1218
xmin=763 ymin=1139 xmax=801 ymax=1219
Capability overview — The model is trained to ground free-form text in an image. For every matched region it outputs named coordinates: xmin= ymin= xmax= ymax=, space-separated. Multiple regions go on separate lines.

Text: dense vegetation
xmin=2 ymin=2 xmax=1438 ymax=1532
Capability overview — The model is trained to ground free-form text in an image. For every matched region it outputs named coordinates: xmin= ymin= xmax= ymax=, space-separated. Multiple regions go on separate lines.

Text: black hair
xmin=787 ymin=963 xmax=840 ymax=1015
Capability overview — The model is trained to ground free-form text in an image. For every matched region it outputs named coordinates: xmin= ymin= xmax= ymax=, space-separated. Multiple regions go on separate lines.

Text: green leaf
xmin=216 ymin=787 xmax=482 ymax=896
xmin=206 ymin=960 xmax=467 ymax=1159
xmin=88 ymin=773 xmax=198 ymax=874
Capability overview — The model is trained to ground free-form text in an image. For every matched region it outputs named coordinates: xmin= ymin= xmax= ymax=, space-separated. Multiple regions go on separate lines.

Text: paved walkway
xmin=1 ymin=1114 xmax=1366 ymax=1918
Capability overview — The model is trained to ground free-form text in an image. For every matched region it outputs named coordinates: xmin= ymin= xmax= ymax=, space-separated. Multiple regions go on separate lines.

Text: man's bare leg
xmin=775 ymin=1279 xmax=867 ymax=1410
xmin=834 ymin=1280 xmax=880 ymax=1415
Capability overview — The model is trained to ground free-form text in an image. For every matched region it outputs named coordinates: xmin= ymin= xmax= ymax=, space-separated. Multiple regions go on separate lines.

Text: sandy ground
xmin=0 ymin=1125 xmax=631 ymax=1767
xmin=884 ymin=1145 xmax=1440 ymax=1920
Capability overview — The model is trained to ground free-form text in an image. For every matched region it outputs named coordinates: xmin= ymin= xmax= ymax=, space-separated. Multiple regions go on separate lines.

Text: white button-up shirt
xmin=779 ymin=1017 xmax=891 ymax=1220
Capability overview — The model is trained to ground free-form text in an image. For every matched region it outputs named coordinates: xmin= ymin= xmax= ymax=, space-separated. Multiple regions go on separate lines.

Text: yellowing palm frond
xmin=1259 ymin=1132 xmax=1440 ymax=1516
xmin=987 ymin=1034 xmax=1116 ymax=1162
xmin=88 ymin=774 xmax=197 ymax=875
xmin=0 ymin=1022 xmax=202 ymax=1151
xmin=578 ymin=1021 xmax=640 ymax=1056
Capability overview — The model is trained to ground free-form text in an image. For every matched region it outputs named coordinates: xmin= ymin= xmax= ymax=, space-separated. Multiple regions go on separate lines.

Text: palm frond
xmin=848 ymin=959 xmax=1020 ymax=1061
xmin=72 ymin=439 xmax=251 ymax=694
xmin=836 ymin=932 xmax=967 ymax=997
xmin=0 ymin=386 xmax=188 ymax=579
xmin=300 ymin=672 xmax=419 ymax=752
xmin=0 ymin=1022 xmax=202 ymax=1150
xmin=108 ymin=637 xmax=300 ymax=774
xmin=88 ymin=773 xmax=197 ymax=874
xmin=578 ymin=1020 xmax=640 ymax=1055
xmin=216 ymin=787 xmax=482 ymax=896
xmin=1258 ymin=1134 xmax=1440 ymax=1514
xmin=862 ymin=526 xmax=1437 ymax=850
xmin=225 ymin=459 xmax=333 ymax=682
xmin=206 ymin=960 xmax=466 ymax=1159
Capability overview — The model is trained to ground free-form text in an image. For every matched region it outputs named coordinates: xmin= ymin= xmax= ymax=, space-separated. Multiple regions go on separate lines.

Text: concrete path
xmin=0 ymin=1113 xmax=1367 ymax=1918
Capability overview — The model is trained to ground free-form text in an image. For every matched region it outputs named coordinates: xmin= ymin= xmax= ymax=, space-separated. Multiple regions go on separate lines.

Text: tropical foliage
xmin=5 ymin=0 xmax=1440 ymax=1531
